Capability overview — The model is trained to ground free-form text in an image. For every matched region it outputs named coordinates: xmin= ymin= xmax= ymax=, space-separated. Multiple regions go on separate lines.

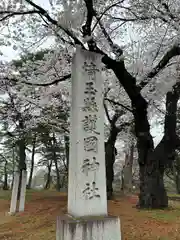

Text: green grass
xmin=0 ymin=190 xmax=11 ymax=200
xmin=0 ymin=189 xmax=58 ymax=201
xmin=138 ymin=200 xmax=180 ymax=223
xmin=168 ymin=193 xmax=180 ymax=198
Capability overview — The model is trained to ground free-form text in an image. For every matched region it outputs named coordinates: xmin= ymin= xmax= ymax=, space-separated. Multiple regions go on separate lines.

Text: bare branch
xmin=104 ymin=100 xmax=112 ymax=124
xmin=138 ymin=45 xmax=180 ymax=90
xmin=25 ymin=0 xmax=85 ymax=47
xmin=92 ymin=0 xmax=125 ymax=32
xmin=0 ymin=10 xmax=40 ymax=21
xmin=105 ymin=98 xmax=132 ymax=112
xmin=94 ymin=11 xmax=114 ymax=48
xmin=2 ymin=74 xmax=71 ymax=87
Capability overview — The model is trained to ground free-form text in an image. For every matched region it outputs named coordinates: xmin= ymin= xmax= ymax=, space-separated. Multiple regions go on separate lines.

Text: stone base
xmin=56 ymin=214 xmax=121 ymax=240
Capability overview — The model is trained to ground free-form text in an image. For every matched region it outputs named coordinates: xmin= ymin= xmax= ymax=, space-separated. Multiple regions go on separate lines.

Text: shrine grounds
xmin=0 ymin=190 xmax=180 ymax=240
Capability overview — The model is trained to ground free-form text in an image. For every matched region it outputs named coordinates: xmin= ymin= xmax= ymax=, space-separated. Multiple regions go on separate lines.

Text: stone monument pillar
xmin=56 ymin=46 xmax=121 ymax=240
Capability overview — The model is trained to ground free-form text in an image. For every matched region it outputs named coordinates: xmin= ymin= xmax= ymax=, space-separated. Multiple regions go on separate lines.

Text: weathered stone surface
xmin=68 ymin=46 xmax=107 ymax=217
xmin=9 ymin=172 xmax=20 ymax=214
xmin=57 ymin=46 xmax=121 ymax=239
xmin=56 ymin=215 xmax=121 ymax=240
xmin=19 ymin=170 xmax=27 ymax=212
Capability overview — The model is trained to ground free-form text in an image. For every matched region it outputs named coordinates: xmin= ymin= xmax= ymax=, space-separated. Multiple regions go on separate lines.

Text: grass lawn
xmin=0 ymin=191 xmax=180 ymax=239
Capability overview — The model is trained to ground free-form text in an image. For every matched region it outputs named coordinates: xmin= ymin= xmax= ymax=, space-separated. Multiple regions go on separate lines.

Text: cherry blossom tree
xmin=1 ymin=0 xmax=180 ymax=208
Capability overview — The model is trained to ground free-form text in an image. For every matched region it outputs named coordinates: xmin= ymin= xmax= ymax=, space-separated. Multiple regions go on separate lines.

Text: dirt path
xmin=0 ymin=192 xmax=180 ymax=239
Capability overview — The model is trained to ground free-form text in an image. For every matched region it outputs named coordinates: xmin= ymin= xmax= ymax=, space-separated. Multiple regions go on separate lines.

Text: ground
xmin=0 ymin=190 xmax=180 ymax=239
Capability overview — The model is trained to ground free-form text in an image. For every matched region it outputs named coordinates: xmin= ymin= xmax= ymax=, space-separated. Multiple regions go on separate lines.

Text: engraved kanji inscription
xmin=84 ymin=82 xmax=97 ymax=96
xmin=82 ymin=114 xmax=97 ymax=132
xmin=82 ymin=157 xmax=100 ymax=176
xmin=82 ymin=96 xmax=98 ymax=112
xmin=82 ymin=181 xmax=100 ymax=200
xmin=84 ymin=136 xmax=98 ymax=152
xmin=82 ymin=61 xmax=100 ymax=76
xmin=82 ymin=82 xmax=98 ymax=112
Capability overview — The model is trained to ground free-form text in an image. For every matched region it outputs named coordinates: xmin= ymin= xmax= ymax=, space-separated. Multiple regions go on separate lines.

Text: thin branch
xmin=94 ymin=11 xmax=114 ymax=48
xmin=104 ymin=15 xmax=153 ymax=22
xmin=25 ymin=0 xmax=85 ymax=47
xmin=0 ymin=10 xmax=40 ymax=21
xmin=3 ymin=74 xmax=71 ymax=87
xmin=105 ymin=98 xmax=132 ymax=112
xmin=138 ymin=45 xmax=180 ymax=90
xmin=151 ymin=24 xmax=169 ymax=65
xmin=92 ymin=0 xmax=125 ymax=32
xmin=104 ymin=100 xmax=112 ymax=123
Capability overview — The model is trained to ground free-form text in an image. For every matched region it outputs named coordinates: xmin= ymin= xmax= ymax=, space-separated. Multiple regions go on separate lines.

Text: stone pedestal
xmin=56 ymin=215 xmax=121 ymax=240
xmin=9 ymin=172 xmax=20 ymax=214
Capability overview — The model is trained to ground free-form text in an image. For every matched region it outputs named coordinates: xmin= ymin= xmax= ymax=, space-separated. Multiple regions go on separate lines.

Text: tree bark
xmin=105 ymin=126 xmax=118 ymax=200
xmin=138 ymin=163 xmax=168 ymax=209
xmin=27 ymin=135 xmax=36 ymax=189
xmin=44 ymin=160 xmax=52 ymax=189
xmin=123 ymin=142 xmax=134 ymax=193
xmin=175 ymin=175 xmax=180 ymax=194
xmin=64 ymin=135 xmax=69 ymax=172
xmin=52 ymin=133 xmax=61 ymax=191
xmin=137 ymin=84 xmax=180 ymax=208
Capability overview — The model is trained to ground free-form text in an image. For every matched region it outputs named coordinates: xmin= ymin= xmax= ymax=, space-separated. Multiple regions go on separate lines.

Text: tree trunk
xmin=123 ymin=142 xmax=134 ymax=193
xmin=105 ymin=126 xmax=118 ymax=200
xmin=64 ymin=135 xmax=69 ymax=172
xmin=52 ymin=133 xmax=61 ymax=191
xmin=3 ymin=161 xmax=8 ymax=190
xmin=44 ymin=160 xmax=52 ymax=189
xmin=137 ymin=83 xmax=180 ymax=208
xmin=27 ymin=135 xmax=36 ymax=189
xmin=175 ymin=175 xmax=180 ymax=194
xmin=138 ymin=163 xmax=168 ymax=208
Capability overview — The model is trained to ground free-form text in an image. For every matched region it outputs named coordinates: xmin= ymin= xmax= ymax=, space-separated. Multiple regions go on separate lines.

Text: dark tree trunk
xmin=64 ymin=135 xmax=69 ymax=172
xmin=137 ymin=84 xmax=180 ymax=208
xmin=52 ymin=133 xmax=61 ymax=191
xmin=138 ymin=164 xmax=168 ymax=209
xmin=175 ymin=175 xmax=180 ymax=194
xmin=3 ymin=161 xmax=8 ymax=190
xmin=105 ymin=126 xmax=118 ymax=200
xmin=102 ymin=56 xmax=180 ymax=209
xmin=123 ymin=142 xmax=134 ymax=193
xmin=45 ymin=161 xmax=52 ymax=189
xmin=27 ymin=135 xmax=36 ymax=189
xmin=173 ymin=156 xmax=180 ymax=194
